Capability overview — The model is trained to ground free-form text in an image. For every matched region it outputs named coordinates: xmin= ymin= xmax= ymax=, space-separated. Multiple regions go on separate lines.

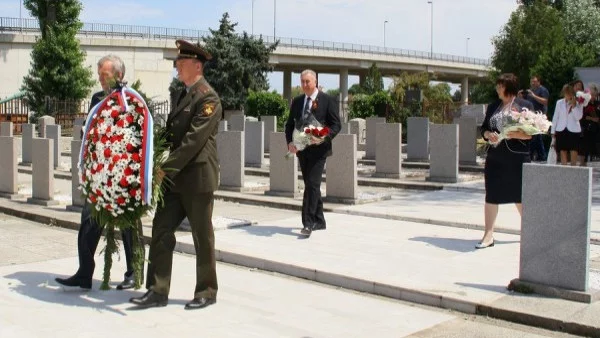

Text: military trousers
xmin=146 ymin=190 xmax=218 ymax=299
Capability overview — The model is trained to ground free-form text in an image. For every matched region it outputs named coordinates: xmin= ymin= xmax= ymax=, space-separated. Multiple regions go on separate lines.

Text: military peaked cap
xmin=175 ymin=39 xmax=212 ymax=63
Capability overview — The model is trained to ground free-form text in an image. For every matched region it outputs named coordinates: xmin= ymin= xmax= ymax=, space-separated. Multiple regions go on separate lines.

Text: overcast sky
xmin=2 ymin=0 xmax=519 ymax=92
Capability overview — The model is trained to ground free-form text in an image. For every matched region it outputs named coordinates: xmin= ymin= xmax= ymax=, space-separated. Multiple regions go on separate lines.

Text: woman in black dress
xmin=478 ymin=73 xmax=534 ymax=249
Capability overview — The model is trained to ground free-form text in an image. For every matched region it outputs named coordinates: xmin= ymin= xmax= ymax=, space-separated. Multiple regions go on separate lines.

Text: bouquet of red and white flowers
xmin=285 ymin=121 xmax=331 ymax=159
xmin=79 ymin=85 xmax=169 ymax=289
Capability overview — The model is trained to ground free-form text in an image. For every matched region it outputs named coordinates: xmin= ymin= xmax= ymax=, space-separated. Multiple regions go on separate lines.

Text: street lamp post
xmin=383 ymin=20 xmax=388 ymax=49
xmin=251 ymin=0 xmax=254 ymax=35
xmin=273 ymin=0 xmax=276 ymax=39
xmin=427 ymin=1 xmax=433 ymax=57
xmin=466 ymin=37 xmax=470 ymax=57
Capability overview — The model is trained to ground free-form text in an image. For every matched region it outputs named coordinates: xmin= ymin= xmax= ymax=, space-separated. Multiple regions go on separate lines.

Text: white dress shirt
xmin=303 ymin=89 xmax=319 ymax=111
xmin=551 ymin=98 xmax=583 ymax=134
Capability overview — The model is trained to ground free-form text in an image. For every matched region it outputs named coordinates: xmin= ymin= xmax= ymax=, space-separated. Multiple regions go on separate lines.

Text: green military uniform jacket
xmin=162 ymin=77 xmax=222 ymax=193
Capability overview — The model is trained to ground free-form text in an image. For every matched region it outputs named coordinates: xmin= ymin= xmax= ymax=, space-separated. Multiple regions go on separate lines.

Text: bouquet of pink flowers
xmin=78 ymin=85 xmax=169 ymax=289
xmin=493 ymin=107 xmax=552 ymax=145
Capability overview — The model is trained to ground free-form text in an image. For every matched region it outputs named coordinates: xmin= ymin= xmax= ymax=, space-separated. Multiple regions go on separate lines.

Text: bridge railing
xmin=0 ymin=17 xmax=490 ymax=66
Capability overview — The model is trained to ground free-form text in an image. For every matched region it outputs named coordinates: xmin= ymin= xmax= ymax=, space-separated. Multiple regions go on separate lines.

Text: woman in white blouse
xmin=551 ymin=84 xmax=583 ymax=165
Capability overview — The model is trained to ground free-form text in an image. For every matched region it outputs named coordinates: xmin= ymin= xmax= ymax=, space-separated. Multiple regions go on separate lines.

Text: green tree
xmin=21 ymin=0 xmax=93 ymax=122
xmin=326 ymin=88 xmax=340 ymax=100
xmin=348 ymin=83 xmax=363 ymax=95
xmin=348 ymin=94 xmax=374 ymax=119
xmin=469 ymin=77 xmax=498 ymax=104
xmin=562 ymin=0 xmax=600 ymax=55
xmin=202 ymin=13 xmax=278 ymax=110
xmin=363 ymin=63 xmax=384 ymax=94
xmin=389 ymin=71 xmax=429 ymax=107
xmin=491 ymin=1 xmax=564 ymax=90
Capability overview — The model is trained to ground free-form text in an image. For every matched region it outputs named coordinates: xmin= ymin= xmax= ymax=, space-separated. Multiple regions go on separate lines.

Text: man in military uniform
xmin=130 ymin=40 xmax=221 ymax=310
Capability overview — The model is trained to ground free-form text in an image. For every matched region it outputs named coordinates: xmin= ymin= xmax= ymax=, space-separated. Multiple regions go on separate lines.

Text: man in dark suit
xmin=285 ymin=69 xmax=341 ymax=237
xmin=55 ymin=54 xmax=144 ymax=290
xmin=129 ymin=39 xmax=221 ymax=310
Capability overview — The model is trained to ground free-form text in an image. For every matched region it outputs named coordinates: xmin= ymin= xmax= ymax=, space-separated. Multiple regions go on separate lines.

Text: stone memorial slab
xmin=454 ymin=117 xmax=477 ymax=165
xmin=459 ymin=104 xmax=486 ymax=126
xmin=38 ymin=115 xmax=55 ymax=138
xmin=67 ymin=140 xmax=85 ymax=211
xmin=73 ymin=125 xmax=83 ymax=141
xmin=244 ymin=121 xmax=264 ymax=168
xmin=340 ymin=122 xmax=350 ymax=134
xmin=0 ymin=122 xmax=13 ymax=137
xmin=512 ymin=164 xmax=599 ymax=303
xmin=46 ymin=125 xmax=61 ymax=169
xmin=260 ymin=115 xmax=276 ymax=153
xmin=265 ymin=132 xmax=299 ymax=198
xmin=0 ymin=137 xmax=21 ymax=199
xmin=365 ymin=117 xmax=385 ymax=159
xmin=427 ymin=124 xmax=458 ymax=183
xmin=74 ymin=117 xmax=86 ymax=126
xmin=324 ymin=134 xmax=357 ymax=203
xmin=21 ymin=124 xmax=35 ymax=165
xmin=373 ymin=123 xmax=402 ymax=178
xmin=229 ymin=114 xmax=245 ymax=131
xmin=223 ymin=110 xmax=243 ymax=122
xmin=217 ymin=131 xmax=244 ymax=191
xmin=406 ymin=117 xmax=429 ymax=162
xmin=349 ymin=119 xmax=366 ymax=144
xmin=27 ymin=138 xmax=58 ymax=206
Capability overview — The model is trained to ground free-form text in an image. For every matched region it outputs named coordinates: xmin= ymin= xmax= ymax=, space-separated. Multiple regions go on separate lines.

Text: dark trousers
xmin=146 ymin=191 xmax=218 ymax=299
xmin=298 ymin=152 xmax=326 ymax=228
xmin=75 ymin=201 xmax=139 ymax=281
xmin=529 ymin=134 xmax=546 ymax=161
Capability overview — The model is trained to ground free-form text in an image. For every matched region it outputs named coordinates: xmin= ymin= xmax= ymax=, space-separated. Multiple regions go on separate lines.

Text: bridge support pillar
xmin=339 ymin=68 xmax=349 ymax=121
xmin=283 ymin=70 xmax=292 ymax=105
xmin=461 ymin=76 xmax=469 ymax=105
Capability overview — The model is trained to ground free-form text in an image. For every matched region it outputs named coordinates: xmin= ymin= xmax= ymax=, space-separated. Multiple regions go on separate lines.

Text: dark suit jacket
xmin=284 ymin=91 xmax=342 ymax=157
xmin=89 ymin=91 xmax=105 ymax=111
xmin=162 ymin=77 xmax=222 ymax=194
xmin=481 ymin=97 xmax=534 ymax=153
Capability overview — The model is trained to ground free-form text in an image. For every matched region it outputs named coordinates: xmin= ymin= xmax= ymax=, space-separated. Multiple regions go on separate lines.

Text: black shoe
xmin=184 ymin=297 xmax=216 ymax=310
xmin=300 ymin=226 xmax=312 ymax=236
xmin=129 ymin=290 xmax=168 ymax=308
xmin=312 ymin=224 xmax=326 ymax=231
xmin=55 ymin=275 xmax=92 ymax=290
xmin=116 ymin=276 xmax=135 ymax=290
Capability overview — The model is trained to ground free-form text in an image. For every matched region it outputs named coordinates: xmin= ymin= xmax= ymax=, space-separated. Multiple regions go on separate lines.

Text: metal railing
xmin=0 ymin=17 xmax=491 ymax=66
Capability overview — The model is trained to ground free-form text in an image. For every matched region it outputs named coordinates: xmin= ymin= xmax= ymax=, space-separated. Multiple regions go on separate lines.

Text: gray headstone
xmin=38 ymin=115 xmax=55 ymax=138
xmin=244 ymin=121 xmax=264 ymax=168
xmin=223 ymin=110 xmax=243 ymax=122
xmin=260 ymin=115 xmax=277 ymax=153
xmin=0 ymin=122 xmax=13 ymax=137
xmin=72 ymin=125 xmax=83 ymax=141
xmin=374 ymin=123 xmax=402 ymax=178
xmin=520 ymin=164 xmax=591 ymax=291
xmin=21 ymin=124 xmax=35 ymax=165
xmin=454 ymin=117 xmax=477 ymax=165
xmin=407 ymin=117 xmax=429 ymax=162
xmin=70 ymin=140 xmax=85 ymax=208
xmin=340 ymin=122 xmax=350 ymax=134
xmin=365 ymin=117 xmax=385 ymax=159
xmin=73 ymin=117 xmax=86 ymax=126
xmin=27 ymin=138 xmax=58 ymax=206
xmin=217 ymin=131 xmax=244 ymax=190
xmin=46 ymin=125 xmax=61 ymax=169
xmin=325 ymin=134 xmax=357 ymax=202
xmin=229 ymin=114 xmax=246 ymax=131
xmin=349 ymin=119 xmax=366 ymax=144
xmin=459 ymin=104 xmax=486 ymax=126
xmin=218 ymin=120 xmax=228 ymax=132
xmin=265 ymin=132 xmax=299 ymax=197
xmin=0 ymin=137 xmax=18 ymax=196
xmin=428 ymin=124 xmax=458 ymax=183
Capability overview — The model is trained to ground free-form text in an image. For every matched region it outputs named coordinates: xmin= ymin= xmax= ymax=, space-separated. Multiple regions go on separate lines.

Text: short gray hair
xmin=300 ymin=69 xmax=317 ymax=79
xmin=97 ymin=54 xmax=126 ymax=79
xmin=588 ymin=82 xmax=599 ymax=95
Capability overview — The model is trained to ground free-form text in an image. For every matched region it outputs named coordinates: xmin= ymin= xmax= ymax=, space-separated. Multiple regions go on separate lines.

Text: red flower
xmin=135 ymin=106 xmax=144 ymax=114
xmin=129 ymin=189 xmax=137 ymax=198
xmin=119 ymin=177 xmax=128 ymax=187
xmin=112 ymin=155 xmax=120 ymax=163
xmin=106 ymin=126 xmax=112 ymax=134
xmin=126 ymin=115 xmax=134 ymax=124
xmin=106 ymin=204 xmax=112 ymax=211
xmin=117 ymin=196 xmax=126 ymax=205
xmin=108 ymin=163 xmax=114 ymax=171
xmin=116 ymin=119 xmax=125 ymax=128
xmin=96 ymin=163 xmax=104 ymax=171
xmin=111 ymin=110 xmax=119 ymax=118
xmin=107 ymin=179 xmax=112 ymax=187
xmin=311 ymin=128 xmax=320 ymax=137
xmin=89 ymin=195 xmax=97 ymax=203
xmin=131 ymin=153 xmax=141 ymax=162
xmin=319 ymin=127 xmax=330 ymax=137
xmin=124 ymin=167 xmax=134 ymax=176
xmin=121 ymin=153 xmax=129 ymax=160
xmin=96 ymin=189 xmax=102 ymax=196
xmin=81 ymin=174 xmax=86 ymax=182
xmin=304 ymin=128 xmax=311 ymax=134
xmin=126 ymin=143 xmax=135 ymax=152
xmin=103 ymin=148 xmax=111 ymax=158
xmin=91 ymin=152 xmax=98 ymax=161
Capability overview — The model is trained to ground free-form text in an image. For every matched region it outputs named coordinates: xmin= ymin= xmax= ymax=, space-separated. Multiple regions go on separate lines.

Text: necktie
xmin=303 ymin=96 xmax=311 ymax=119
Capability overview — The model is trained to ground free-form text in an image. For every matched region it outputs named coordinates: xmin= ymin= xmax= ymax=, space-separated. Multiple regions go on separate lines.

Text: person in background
xmin=520 ymin=75 xmax=549 ymax=161
xmin=579 ymin=83 xmax=600 ymax=166
xmin=552 ymin=84 xmax=584 ymax=166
